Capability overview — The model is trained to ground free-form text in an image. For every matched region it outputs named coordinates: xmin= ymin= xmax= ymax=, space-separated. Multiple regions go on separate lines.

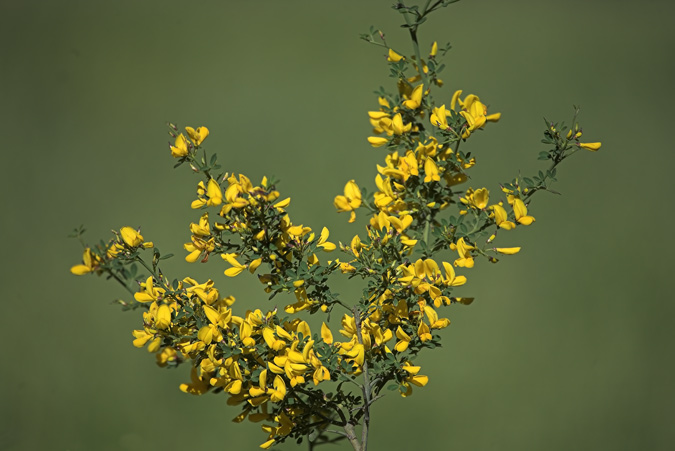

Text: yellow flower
xmin=460 ymin=188 xmax=489 ymax=210
xmin=399 ymin=362 xmax=429 ymax=397
xmin=155 ymin=304 xmax=172 ymax=330
xmin=120 ymin=226 xmax=144 ymax=248
xmin=513 ymin=198 xmax=535 ymax=225
xmin=430 ymin=104 xmax=450 ymax=130
xmin=334 ymin=180 xmax=362 ymax=223
xmin=423 ymin=158 xmax=440 ymax=183
xmin=451 ymin=90 xmax=501 ymax=138
xmin=189 ymin=212 xmax=211 ymax=237
xmin=391 ymin=113 xmax=412 ymax=135
xmin=394 ymin=326 xmax=411 ymax=352
xmin=132 ymin=329 xmax=155 ymax=348
xmin=316 ymin=227 xmax=336 ymax=251
xmin=273 ymin=197 xmax=291 ymax=209
xmin=222 ymin=253 xmax=247 ymax=277
xmin=495 ymin=247 xmax=521 ymax=255
xmin=179 ymin=367 xmax=211 ymax=395
xmin=270 ymin=375 xmax=287 ymax=403
xmin=452 ymin=237 xmax=475 ymax=268
xmin=387 ymin=48 xmax=405 ymax=62
xmin=70 ymin=248 xmax=100 ymax=275
xmin=184 ymin=235 xmax=215 ymax=262
xmin=402 ymin=84 xmax=424 ymax=110
xmin=367 ymin=136 xmax=389 ymax=147
xmin=321 ymin=322 xmax=333 ymax=345
xmin=155 ymin=347 xmax=178 ymax=367
xmin=341 ymin=342 xmax=365 ymax=367
xmin=134 ymin=276 xmax=165 ymax=303
xmin=579 ymin=142 xmax=601 ymax=151
xmin=170 ymin=133 xmax=189 ymax=158
xmin=417 ymin=321 xmax=432 ymax=342
xmin=441 ymin=262 xmax=467 ymax=287
xmin=423 ymin=305 xmax=450 ymax=329
xmin=491 ymin=204 xmax=515 ymax=230
xmin=205 ymin=179 xmax=223 ymax=206
xmin=185 ymin=126 xmax=209 ymax=147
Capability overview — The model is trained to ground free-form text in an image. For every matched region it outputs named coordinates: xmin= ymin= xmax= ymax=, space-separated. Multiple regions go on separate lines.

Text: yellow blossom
xmin=321 ymin=322 xmax=334 ymax=345
xmin=185 ymin=126 xmax=209 ymax=147
xmin=417 ymin=321 xmax=432 ymax=342
xmin=205 ymin=179 xmax=223 ymax=206
xmin=495 ymin=247 xmax=521 ymax=255
xmin=402 ymin=84 xmax=424 ymax=110
xmin=134 ymin=276 xmax=165 ymax=303
xmin=513 ymin=198 xmax=535 ymax=225
xmin=423 ymin=158 xmax=441 ymax=183
xmin=180 ymin=367 xmax=211 ymax=395
xmin=222 ymin=253 xmax=247 ymax=277
xmin=452 ymin=237 xmax=475 ymax=268
xmin=334 ymin=180 xmax=362 ymax=223
xmin=387 ymin=48 xmax=405 ymax=62
xmin=316 ymin=227 xmax=336 ymax=252
xmin=70 ymin=248 xmax=100 ymax=275
xmin=391 ymin=113 xmax=412 ymax=135
xmin=170 ymin=133 xmax=189 ymax=158
xmin=430 ymin=104 xmax=450 ymax=130
xmin=394 ymin=326 xmax=411 ymax=352
xmin=273 ymin=197 xmax=291 ymax=209
xmin=399 ymin=362 xmax=429 ymax=397
xmin=579 ymin=142 xmax=602 ymax=151
xmin=120 ymin=227 xmax=145 ymax=248
xmin=270 ymin=375 xmax=286 ymax=403
xmin=492 ymin=204 xmax=516 ymax=230
xmin=460 ymin=188 xmax=489 ymax=210
xmin=368 ymin=136 xmax=389 ymax=147
xmin=451 ymin=90 xmax=501 ymax=138
xmin=430 ymin=41 xmax=438 ymax=57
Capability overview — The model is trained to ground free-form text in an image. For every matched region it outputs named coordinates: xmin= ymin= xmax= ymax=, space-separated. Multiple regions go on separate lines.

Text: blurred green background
xmin=2 ymin=0 xmax=674 ymax=450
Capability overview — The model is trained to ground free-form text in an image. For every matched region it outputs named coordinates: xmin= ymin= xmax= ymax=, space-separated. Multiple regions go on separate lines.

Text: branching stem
xmin=353 ymin=306 xmax=372 ymax=451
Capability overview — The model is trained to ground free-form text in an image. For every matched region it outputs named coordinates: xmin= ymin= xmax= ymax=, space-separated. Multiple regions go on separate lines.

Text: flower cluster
xmin=71 ymin=2 xmax=600 ymax=449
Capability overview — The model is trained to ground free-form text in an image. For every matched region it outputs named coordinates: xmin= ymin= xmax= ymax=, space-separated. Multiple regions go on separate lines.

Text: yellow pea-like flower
xmin=495 ymin=247 xmax=521 ymax=255
xmin=430 ymin=41 xmax=438 ymax=57
xmin=120 ymin=226 xmax=144 ymax=248
xmin=170 ymin=133 xmax=188 ymax=158
xmin=513 ymin=198 xmax=535 ymax=225
xmin=321 ymin=322 xmax=334 ymax=345
xmin=387 ymin=48 xmax=405 ymax=62
xmin=334 ymin=180 xmax=362 ymax=223
xmin=185 ymin=126 xmax=209 ymax=147
xmin=368 ymin=136 xmax=389 ymax=147
xmin=579 ymin=142 xmax=602 ymax=151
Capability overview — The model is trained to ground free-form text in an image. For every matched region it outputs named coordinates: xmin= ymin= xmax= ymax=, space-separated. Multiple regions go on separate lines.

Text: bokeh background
xmin=2 ymin=1 xmax=674 ymax=450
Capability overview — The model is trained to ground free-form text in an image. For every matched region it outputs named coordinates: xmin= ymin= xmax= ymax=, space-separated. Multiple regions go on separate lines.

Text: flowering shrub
xmin=71 ymin=2 xmax=600 ymax=450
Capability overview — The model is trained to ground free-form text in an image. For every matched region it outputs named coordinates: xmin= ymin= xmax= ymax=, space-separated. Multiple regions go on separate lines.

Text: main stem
xmin=402 ymin=6 xmax=430 ymax=90
xmin=353 ymin=307 xmax=372 ymax=451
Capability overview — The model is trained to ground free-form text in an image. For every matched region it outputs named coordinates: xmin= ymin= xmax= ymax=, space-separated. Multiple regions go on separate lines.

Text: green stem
xmin=401 ymin=8 xmax=430 ymax=90
xmin=423 ymin=0 xmax=433 ymax=13
xmin=353 ymin=307 xmax=372 ymax=451
xmin=108 ymin=270 xmax=136 ymax=295
xmin=343 ymin=423 xmax=362 ymax=451
xmin=135 ymin=256 xmax=161 ymax=282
